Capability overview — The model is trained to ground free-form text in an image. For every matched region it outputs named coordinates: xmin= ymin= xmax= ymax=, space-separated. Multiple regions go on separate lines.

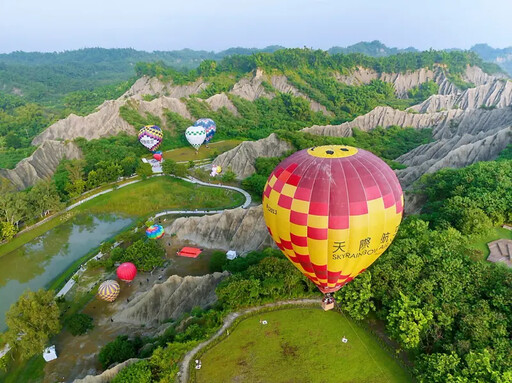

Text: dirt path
xmin=179 ymin=298 xmax=320 ymax=383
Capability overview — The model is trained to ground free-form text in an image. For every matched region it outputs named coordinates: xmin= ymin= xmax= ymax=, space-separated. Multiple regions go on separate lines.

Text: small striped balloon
xmin=97 ymin=280 xmax=120 ymax=302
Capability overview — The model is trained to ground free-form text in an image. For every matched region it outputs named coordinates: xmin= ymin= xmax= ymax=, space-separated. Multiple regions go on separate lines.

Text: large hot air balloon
xmin=262 ymin=145 xmax=403 ymax=310
xmin=138 ymin=125 xmax=163 ymax=152
xmin=146 ymin=224 xmax=164 ymax=240
xmin=116 ymin=262 xmax=137 ymax=282
xmin=97 ymin=280 xmax=120 ymax=302
xmin=185 ymin=126 xmax=206 ymax=150
xmin=193 ymin=118 xmax=216 ymax=144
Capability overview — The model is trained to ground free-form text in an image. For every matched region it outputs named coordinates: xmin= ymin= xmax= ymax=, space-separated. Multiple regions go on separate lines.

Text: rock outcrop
xmin=214 ymin=133 xmax=292 ymax=179
xmin=396 ymin=126 xmax=511 ymax=187
xmin=334 ymin=65 xmax=500 ymax=98
xmin=0 ymin=140 xmax=82 ymax=189
xmin=410 ymin=79 xmax=512 ymax=113
xmin=230 ymin=68 xmax=272 ymax=101
xmin=113 ymin=272 xmax=229 ymax=327
xmin=166 ymin=206 xmax=273 ymax=253
xmin=204 ymin=93 xmax=240 ymax=116
xmin=32 ymin=100 xmax=133 ymax=145
xmin=73 ymin=359 xmax=140 ymax=383
xmin=122 ymin=76 xmax=207 ymax=99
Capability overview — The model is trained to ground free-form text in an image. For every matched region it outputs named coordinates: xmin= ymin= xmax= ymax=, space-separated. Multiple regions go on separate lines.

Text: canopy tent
xmin=43 ymin=345 xmax=58 ymax=362
xmin=177 ymin=247 xmax=202 ymax=258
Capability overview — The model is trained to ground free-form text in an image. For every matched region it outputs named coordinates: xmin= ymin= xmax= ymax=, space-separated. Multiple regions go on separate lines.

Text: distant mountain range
xmin=470 ymin=43 xmax=512 ymax=75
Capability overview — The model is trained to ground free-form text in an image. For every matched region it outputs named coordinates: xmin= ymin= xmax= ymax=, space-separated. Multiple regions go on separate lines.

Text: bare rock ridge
xmin=113 ymin=272 xmax=229 ymax=327
xmin=0 ymin=140 xmax=82 ymax=189
xmin=411 ymin=79 xmax=512 ymax=113
xmin=166 ymin=206 xmax=274 ymax=254
xmin=334 ymin=65 xmax=499 ymax=98
xmin=73 ymin=359 xmax=140 ymax=383
xmin=122 ymin=76 xmax=208 ymax=99
xmin=214 ymin=133 xmax=293 ymax=179
xmin=205 ymin=93 xmax=240 ymax=116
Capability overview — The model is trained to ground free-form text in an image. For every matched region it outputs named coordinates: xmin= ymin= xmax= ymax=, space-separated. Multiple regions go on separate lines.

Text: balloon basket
xmin=322 ymin=294 xmax=335 ymax=311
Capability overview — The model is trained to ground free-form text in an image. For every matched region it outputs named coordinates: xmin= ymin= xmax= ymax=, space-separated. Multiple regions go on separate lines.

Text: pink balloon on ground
xmin=153 ymin=153 xmax=162 ymax=161
xmin=116 ymin=262 xmax=137 ymax=282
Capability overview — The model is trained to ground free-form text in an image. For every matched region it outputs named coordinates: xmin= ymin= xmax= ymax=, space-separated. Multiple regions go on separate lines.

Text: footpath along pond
xmin=0 ymin=213 xmax=133 ymax=331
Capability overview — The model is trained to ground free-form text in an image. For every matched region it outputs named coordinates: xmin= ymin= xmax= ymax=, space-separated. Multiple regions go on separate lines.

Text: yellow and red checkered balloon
xmin=262 ymin=145 xmax=403 ymax=294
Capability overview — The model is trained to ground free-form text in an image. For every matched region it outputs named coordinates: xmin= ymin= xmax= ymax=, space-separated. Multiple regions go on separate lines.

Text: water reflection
xmin=0 ymin=214 xmax=133 ymax=331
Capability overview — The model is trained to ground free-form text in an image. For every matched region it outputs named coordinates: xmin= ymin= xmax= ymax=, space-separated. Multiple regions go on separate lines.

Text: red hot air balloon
xmin=116 ymin=262 xmax=137 ymax=282
xmin=153 ymin=153 xmax=162 ymax=161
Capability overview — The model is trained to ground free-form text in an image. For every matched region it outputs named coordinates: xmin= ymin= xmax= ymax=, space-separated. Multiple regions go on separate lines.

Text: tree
xmin=136 ymin=162 xmax=153 ymax=179
xmin=5 ymin=132 xmax=21 ymax=149
xmin=162 ymin=159 xmax=187 ymax=177
xmin=221 ymin=168 xmax=236 ymax=182
xmin=98 ymin=335 xmax=141 ymax=369
xmin=66 ymin=313 xmax=94 ymax=336
xmin=209 ymin=251 xmax=228 ymax=272
xmin=27 ymin=179 xmax=63 ymax=218
xmin=123 ymin=239 xmax=165 ymax=271
xmin=5 ymin=289 xmax=61 ymax=360
xmin=386 ymin=292 xmax=433 ymax=350
xmin=334 ymin=270 xmax=375 ymax=321
xmin=112 ymin=360 xmax=152 ymax=383
xmin=0 ymin=221 xmax=17 ymax=241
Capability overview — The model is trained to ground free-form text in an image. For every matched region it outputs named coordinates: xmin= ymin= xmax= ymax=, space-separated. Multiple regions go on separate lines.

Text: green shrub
xmin=66 ymin=313 xmax=94 ymax=336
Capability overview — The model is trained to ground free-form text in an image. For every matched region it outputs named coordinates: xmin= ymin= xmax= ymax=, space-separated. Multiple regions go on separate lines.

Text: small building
xmin=226 ymin=250 xmax=237 ymax=260
xmin=177 ymin=247 xmax=202 ymax=258
xmin=43 ymin=345 xmax=58 ymax=362
xmin=487 ymin=239 xmax=512 ymax=268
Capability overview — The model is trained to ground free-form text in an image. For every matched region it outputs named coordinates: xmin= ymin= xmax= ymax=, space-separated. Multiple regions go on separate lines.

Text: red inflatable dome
xmin=116 ymin=262 xmax=137 ymax=282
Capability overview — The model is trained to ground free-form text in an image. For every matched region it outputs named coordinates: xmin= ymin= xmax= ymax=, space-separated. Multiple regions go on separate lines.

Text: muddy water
xmin=0 ymin=214 xmax=133 ymax=331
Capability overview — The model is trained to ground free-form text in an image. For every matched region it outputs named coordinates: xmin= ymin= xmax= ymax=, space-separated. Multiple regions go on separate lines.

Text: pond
xmin=0 ymin=213 xmax=133 ymax=331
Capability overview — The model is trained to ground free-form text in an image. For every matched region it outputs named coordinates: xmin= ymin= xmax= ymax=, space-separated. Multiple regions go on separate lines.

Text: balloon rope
xmin=336 ymin=303 xmax=386 ymax=377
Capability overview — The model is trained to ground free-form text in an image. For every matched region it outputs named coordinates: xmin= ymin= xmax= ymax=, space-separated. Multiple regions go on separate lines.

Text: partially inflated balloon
xmin=193 ymin=118 xmax=216 ymax=144
xmin=97 ymin=280 xmax=120 ymax=302
xmin=146 ymin=224 xmax=164 ymax=240
xmin=116 ymin=262 xmax=137 ymax=282
xmin=138 ymin=125 xmax=163 ymax=151
xmin=153 ymin=153 xmax=162 ymax=161
xmin=216 ymin=166 xmax=222 ymax=174
xmin=262 ymin=145 xmax=403 ymax=294
xmin=185 ymin=126 xmax=206 ymax=150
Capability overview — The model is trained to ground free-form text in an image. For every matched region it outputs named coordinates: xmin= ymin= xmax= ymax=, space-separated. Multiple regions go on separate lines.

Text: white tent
xmin=43 ymin=345 xmax=58 ymax=362
xmin=226 ymin=250 xmax=237 ymax=260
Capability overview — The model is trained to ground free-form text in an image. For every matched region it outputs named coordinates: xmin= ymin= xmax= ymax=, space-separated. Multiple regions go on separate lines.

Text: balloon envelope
xmin=193 ymin=118 xmax=216 ymax=144
xmin=153 ymin=153 xmax=162 ymax=161
xmin=185 ymin=126 xmax=206 ymax=150
xmin=97 ymin=280 xmax=120 ymax=302
xmin=138 ymin=125 xmax=163 ymax=151
xmin=117 ymin=262 xmax=137 ymax=282
xmin=146 ymin=224 xmax=164 ymax=240
xmin=262 ymin=145 xmax=403 ymax=294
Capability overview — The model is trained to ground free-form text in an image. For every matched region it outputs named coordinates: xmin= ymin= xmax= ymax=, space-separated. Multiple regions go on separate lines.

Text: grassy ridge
xmin=197 ymin=308 xmax=410 ymax=383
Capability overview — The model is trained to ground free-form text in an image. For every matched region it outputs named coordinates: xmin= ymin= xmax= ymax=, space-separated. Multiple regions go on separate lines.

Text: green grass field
xmin=162 ymin=139 xmax=242 ymax=162
xmin=196 ymin=308 xmax=411 ymax=383
xmin=75 ymin=176 xmax=244 ymax=216
xmin=468 ymin=227 xmax=512 ymax=259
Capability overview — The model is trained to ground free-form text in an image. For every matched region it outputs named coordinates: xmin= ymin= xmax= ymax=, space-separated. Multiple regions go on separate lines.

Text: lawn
xmin=75 ymin=176 xmax=245 ymax=216
xmin=162 ymin=139 xmax=242 ymax=162
xmin=196 ymin=308 xmax=411 ymax=383
xmin=468 ymin=227 xmax=512 ymax=259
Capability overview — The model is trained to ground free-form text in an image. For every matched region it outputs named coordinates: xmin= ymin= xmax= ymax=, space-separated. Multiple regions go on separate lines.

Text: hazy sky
xmin=0 ymin=0 xmax=511 ymax=53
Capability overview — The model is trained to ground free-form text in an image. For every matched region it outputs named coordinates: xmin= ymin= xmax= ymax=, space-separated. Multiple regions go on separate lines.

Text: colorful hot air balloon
xmin=185 ymin=126 xmax=206 ymax=150
xmin=216 ymin=165 xmax=222 ymax=174
xmin=116 ymin=262 xmax=137 ymax=282
xmin=97 ymin=280 xmax=120 ymax=302
xmin=138 ymin=125 xmax=163 ymax=152
xmin=262 ymin=145 xmax=403 ymax=308
xmin=193 ymin=118 xmax=216 ymax=144
xmin=146 ymin=224 xmax=164 ymax=240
